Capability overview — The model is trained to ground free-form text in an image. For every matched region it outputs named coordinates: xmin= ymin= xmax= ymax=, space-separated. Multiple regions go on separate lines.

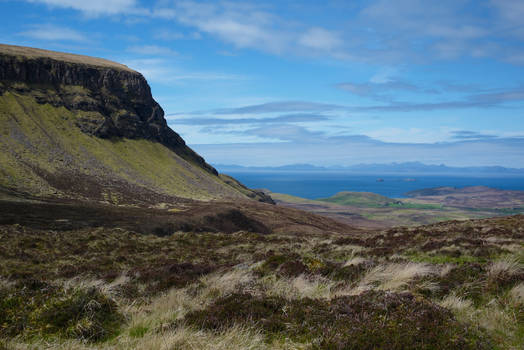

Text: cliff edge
xmin=0 ymin=44 xmax=273 ymax=204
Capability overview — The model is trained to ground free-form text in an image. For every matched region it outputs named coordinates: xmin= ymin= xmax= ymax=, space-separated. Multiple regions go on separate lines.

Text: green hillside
xmin=0 ymin=92 xmax=247 ymax=202
xmin=318 ymin=191 xmax=399 ymax=207
xmin=0 ymin=44 xmax=269 ymax=203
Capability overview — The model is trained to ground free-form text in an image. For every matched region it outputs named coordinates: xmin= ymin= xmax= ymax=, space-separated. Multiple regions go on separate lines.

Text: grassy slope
xmin=0 ymin=91 xmax=245 ymax=201
xmin=318 ymin=191 xmax=398 ymax=207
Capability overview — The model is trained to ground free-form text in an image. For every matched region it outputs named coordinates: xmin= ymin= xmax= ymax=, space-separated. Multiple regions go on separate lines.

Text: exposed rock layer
xmin=0 ymin=45 xmax=216 ymax=174
xmin=0 ymin=44 xmax=273 ymax=203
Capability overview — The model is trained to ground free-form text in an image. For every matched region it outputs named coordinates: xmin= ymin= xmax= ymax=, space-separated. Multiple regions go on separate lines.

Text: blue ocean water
xmin=227 ymin=171 xmax=524 ymax=199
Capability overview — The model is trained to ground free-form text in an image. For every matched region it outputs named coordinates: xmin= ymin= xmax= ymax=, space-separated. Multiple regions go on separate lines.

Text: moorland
xmin=0 ymin=44 xmax=522 ymax=350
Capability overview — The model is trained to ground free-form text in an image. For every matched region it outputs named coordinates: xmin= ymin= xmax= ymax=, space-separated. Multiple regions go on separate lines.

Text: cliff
xmin=0 ymin=44 xmax=272 ymax=204
xmin=0 ymin=44 xmax=216 ymax=174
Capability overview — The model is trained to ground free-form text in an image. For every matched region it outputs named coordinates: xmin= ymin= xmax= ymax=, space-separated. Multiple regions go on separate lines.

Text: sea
xmin=225 ymin=171 xmax=524 ymax=199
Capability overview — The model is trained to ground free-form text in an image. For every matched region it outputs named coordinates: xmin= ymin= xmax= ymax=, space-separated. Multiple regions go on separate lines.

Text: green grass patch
xmin=129 ymin=325 xmax=149 ymax=338
xmin=0 ymin=282 xmax=123 ymax=342
xmin=384 ymin=202 xmax=443 ymax=209
xmin=406 ymin=252 xmax=487 ymax=265
xmin=318 ymin=191 xmax=398 ymax=207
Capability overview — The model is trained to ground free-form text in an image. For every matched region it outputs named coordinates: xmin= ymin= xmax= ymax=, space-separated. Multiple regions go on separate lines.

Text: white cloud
xmin=26 ymin=0 xmax=141 ymax=15
xmin=123 ymin=58 xmax=244 ymax=84
xmin=365 ymin=127 xmax=448 ymax=143
xmin=171 ymin=1 xmax=287 ymax=54
xmin=491 ymin=0 xmax=524 ymax=24
xmin=299 ymin=27 xmax=342 ymax=51
xmin=165 ymin=1 xmax=347 ymax=58
xmin=191 ymin=135 xmax=524 ymax=168
xmin=19 ymin=24 xmax=87 ymax=42
xmin=127 ymin=45 xmax=179 ymax=56
xmin=152 ymin=29 xmax=202 ymax=41
xmin=20 ymin=0 xmax=524 ymax=64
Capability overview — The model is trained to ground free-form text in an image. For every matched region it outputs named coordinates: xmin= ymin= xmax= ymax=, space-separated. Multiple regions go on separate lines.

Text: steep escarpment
xmin=0 ymin=44 xmax=270 ymax=203
xmin=0 ymin=44 xmax=214 ymax=174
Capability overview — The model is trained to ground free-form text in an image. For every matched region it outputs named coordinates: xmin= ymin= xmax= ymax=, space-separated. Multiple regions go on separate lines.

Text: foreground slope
xmin=0 ymin=44 xmax=270 ymax=203
xmin=1 ymin=199 xmax=522 ymax=349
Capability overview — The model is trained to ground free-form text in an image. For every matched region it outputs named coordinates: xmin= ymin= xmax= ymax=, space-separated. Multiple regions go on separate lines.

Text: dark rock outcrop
xmin=0 ymin=45 xmax=217 ymax=175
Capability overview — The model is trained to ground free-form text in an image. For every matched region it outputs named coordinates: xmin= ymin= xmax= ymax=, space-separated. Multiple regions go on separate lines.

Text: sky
xmin=1 ymin=0 xmax=524 ymax=167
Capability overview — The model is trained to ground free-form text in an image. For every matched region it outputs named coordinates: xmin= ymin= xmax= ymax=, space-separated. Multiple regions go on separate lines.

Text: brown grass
xmin=0 ymin=44 xmax=134 ymax=72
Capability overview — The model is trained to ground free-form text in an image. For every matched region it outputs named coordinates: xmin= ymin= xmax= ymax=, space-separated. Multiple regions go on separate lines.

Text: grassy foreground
xmin=0 ymin=198 xmax=523 ymax=349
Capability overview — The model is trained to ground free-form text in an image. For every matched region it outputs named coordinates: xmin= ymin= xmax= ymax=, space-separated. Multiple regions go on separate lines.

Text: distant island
xmin=216 ymin=161 xmax=524 ymax=175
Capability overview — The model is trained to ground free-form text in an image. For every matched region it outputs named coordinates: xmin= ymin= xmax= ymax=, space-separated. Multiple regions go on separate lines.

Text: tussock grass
xmin=261 ymin=274 xmax=337 ymax=300
xmin=199 ymin=269 xmax=255 ymax=298
xmin=354 ymin=262 xmax=436 ymax=293
xmin=509 ymin=283 xmax=524 ymax=306
xmin=4 ymin=326 xmax=303 ymax=350
xmin=62 ymin=273 xmax=131 ymax=299
xmin=489 ymin=256 xmax=523 ymax=280
xmin=343 ymin=256 xmax=367 ymax=267
xmin=3 ymin=211 xmax=524 ymax=349
xmin=440 ymin=293 xmax=473 ymax=311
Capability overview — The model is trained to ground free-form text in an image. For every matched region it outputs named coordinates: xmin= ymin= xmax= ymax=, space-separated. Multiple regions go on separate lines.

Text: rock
xmin=0 ymin=46 xmax=217 ymax=175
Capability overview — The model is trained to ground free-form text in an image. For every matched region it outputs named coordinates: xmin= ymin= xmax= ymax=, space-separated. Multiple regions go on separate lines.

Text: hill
xmin=0 ymin=44 xmax=522 ymax=350
xmin=318 ymin=191 xmax=400 ymax=207
xmin=406 ymin=186 xmax=524 ymax=209
xmin=0 ymin=44 xmax=271 ymax=203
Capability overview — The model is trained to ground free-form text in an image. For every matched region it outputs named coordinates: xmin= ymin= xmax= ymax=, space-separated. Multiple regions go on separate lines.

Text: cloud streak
xmin=169 ymin=113 xmax=331 ymax=125
xmin=26 ymin=0 xmax=141 ymax=16
xmin=451 ymin=130 xmax=498 ymax=140
xmin=178 ymin=84 xmax=524 ymax=116
xmin=123 ymin=58 xmax=245 ymax=84
xmin=191 ymin=135 xmax=524 ymax=167
xmin=19 ymin=24 xmax=87 ymax=42
xmin=212 ymin=101 xmax=345 ymax=115
xmin=22 ymin=0 xmax=524 ymax=64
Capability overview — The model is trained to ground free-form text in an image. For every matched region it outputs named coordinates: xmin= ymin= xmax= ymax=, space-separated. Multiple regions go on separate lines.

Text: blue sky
xmin=1 ymin=0 xmax=524 ymax=167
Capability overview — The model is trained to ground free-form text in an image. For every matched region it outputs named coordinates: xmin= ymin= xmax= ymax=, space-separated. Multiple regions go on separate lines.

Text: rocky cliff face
xmin=0 ymin=44 xmax=273 ymax=203
xmin=0 ymin=45 xmax=216 ymax=175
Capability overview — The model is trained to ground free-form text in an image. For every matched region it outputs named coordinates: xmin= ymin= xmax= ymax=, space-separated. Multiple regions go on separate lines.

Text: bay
xmin=225 ymin=171 xmax=524 ymax=199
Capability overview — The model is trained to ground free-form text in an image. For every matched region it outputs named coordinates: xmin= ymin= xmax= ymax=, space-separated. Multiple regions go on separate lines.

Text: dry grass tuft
xmin=4 ymin=325 xmax=304 ymax=350
xmin=439 ymin=293 xmax=473 ymax=311
xmin=199 ymin=268 xmax=255 ymax=298
xmin=353 ymin=262 xmax=435 ymax=293
xmin=343 ymin=256 xmax=367 ymax=267
xmin=509 ymin=283 xmax=524 ymax=306
xmin=262 ymin=274 xmax=337 ymax=300
xmin=62 ymin=273 xmax=131 ymax=299
xmin=488 ymin=256 xmax=522 ymax=279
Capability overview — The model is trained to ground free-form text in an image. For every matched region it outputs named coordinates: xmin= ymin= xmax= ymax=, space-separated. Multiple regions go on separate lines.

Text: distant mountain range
xmin=215 ymin=162 xmax=524 ymax=175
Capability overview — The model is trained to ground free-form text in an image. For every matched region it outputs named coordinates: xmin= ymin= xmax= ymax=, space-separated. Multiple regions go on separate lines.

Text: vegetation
xmin=0 ymin=91 xmax=250 ymax=202
xmin=184 ymin=291 xmax=488 ymax=350
xmin=318 ymin=191 xmax=400 ymax=207
xmin=0 ymin=283 xmax=123 ymax=342
xmin=1 ymin=198 xmax=522 ymax=349
xmin=1 ymin=44 xmax=523 ymax=350
xmin=270 ymin=188 xmax=524 ymax=228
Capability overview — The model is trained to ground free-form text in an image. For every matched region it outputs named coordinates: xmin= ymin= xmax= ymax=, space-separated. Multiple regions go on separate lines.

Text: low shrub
xmin=183 ymin=291 xmax=492 ymax=350
xmin=0 ymin=282 xmax=123 ymax=342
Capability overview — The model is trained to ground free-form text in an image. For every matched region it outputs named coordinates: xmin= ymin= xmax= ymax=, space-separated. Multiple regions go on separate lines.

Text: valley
xmin=269 ymin=186 xmax=524 ymax=228
xmin=0 ymin=44 xmax=522 ymax=350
